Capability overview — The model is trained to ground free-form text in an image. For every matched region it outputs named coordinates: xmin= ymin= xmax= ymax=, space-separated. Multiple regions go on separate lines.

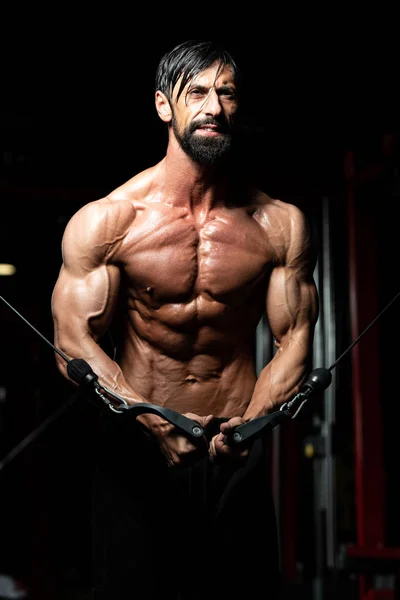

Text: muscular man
xmin=52 ymin=40 xmax=319 ymax=600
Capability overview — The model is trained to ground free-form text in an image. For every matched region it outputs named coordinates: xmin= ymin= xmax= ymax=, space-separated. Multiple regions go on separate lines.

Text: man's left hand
xmin=208 ymin=416 xmax=250 ymax=464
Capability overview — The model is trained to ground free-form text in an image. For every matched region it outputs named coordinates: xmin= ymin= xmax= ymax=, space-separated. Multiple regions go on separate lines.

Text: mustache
xmin=189 ymin=118 xmax=231 ymax=134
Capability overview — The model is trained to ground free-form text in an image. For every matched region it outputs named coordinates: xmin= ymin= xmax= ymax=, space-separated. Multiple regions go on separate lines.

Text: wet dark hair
xmin=155 ymin=39 xmax=241 ymax=103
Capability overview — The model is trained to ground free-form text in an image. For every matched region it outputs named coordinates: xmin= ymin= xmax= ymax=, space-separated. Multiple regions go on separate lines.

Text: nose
xmin=201 ymin=88 xmax=222 ymax=116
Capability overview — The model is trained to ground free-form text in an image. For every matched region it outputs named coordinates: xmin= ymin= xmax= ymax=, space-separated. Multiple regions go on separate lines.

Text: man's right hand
xmin=136 ymin=412 xmax=214 ymax=468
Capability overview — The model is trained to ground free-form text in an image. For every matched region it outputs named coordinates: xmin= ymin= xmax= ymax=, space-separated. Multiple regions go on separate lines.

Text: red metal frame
xmin=345 ymin=147 xmax=399 ymax=599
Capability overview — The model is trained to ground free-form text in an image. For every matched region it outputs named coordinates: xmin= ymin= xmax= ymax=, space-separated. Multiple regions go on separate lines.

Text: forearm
xmin=54 ymin=331 xmax=145 ymax=405
xmin=243 ymin=333 xmax=312 ymax=420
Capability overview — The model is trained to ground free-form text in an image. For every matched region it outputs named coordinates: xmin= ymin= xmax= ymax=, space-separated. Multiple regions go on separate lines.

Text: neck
xmin=160 ymin=134 xmax=230 ymax=213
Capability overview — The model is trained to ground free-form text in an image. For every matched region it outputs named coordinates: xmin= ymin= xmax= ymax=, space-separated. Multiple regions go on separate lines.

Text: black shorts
xmin=91 ymin=415 xmax=280 ymax=600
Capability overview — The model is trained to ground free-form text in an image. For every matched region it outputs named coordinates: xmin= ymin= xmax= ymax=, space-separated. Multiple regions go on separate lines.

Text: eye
xmin=188 ymin=88 xmax=206 ymax=98
xmin=219 ymin=89 xmax=237 ymax=102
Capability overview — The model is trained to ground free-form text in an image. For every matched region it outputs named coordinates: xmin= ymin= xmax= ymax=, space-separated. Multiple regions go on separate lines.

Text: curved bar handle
xmin=119 ymin=402 xmax=206 ymax=439
xmin=69 ymin=357 xmax=293 ymax=444
xmin=225 ymin=410 xmax=291 ymax=446
xmin=119 ymin=405 xmax=290 ymax=446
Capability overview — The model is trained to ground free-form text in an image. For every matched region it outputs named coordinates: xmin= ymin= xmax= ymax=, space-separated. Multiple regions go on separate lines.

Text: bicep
xmin=52 ymin=199 xmax=128 ymax=343
xmin=52 ymin=264 xmax=121 ymax=345
xmin=266 ymin=265 xmax=318 ymax=349
xmin=266 ymin=203 xmax=319 ymax=346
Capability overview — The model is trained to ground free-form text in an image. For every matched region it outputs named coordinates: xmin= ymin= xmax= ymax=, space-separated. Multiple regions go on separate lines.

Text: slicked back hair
xmin=155 ymin=39 xmax=241 ymax=104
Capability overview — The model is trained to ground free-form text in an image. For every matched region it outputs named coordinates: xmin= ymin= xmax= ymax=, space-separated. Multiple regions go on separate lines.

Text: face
xmin=168 ymin=62 xmax=239 ymax=165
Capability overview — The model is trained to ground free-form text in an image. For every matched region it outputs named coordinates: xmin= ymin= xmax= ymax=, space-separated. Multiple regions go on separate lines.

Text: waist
xmin=119 ymin=346 xmax=256 ymax=417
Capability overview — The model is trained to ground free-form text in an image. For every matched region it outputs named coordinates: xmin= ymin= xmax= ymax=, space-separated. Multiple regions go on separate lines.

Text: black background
xmin=0 ymin=21 xmax=399 ymax=599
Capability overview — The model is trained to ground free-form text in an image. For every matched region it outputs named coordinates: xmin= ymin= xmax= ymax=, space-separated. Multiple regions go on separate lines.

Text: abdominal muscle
xmin=116 ymin=303 xmax=260 ymax=419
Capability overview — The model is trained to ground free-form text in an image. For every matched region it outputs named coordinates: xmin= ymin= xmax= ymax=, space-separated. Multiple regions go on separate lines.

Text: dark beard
xmin=172 ymin=117 xmax=233 ymax=166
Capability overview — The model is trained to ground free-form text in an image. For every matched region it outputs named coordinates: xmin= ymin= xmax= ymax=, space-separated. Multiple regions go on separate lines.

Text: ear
xmin=155 ymin=91 xmax=172 ymax=122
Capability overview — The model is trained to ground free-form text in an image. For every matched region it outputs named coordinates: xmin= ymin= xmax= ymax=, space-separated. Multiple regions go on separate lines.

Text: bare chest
xmin=120 ymin=207 xmax=272 ymax=303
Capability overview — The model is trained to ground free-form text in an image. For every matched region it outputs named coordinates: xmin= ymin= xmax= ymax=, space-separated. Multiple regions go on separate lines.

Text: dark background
xmin=0 ymin=25 xmax=399 ymax=599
